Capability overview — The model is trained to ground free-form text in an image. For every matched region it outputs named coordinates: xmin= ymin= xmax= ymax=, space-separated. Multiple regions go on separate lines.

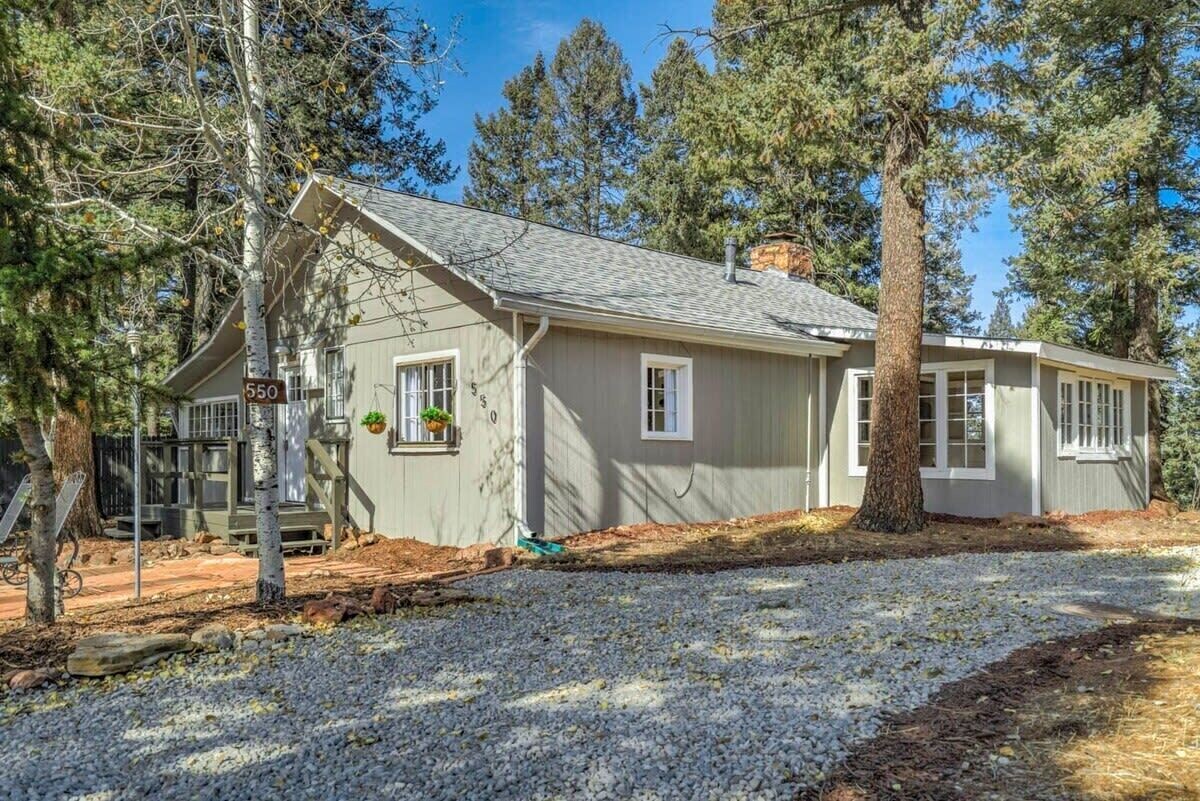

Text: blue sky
xmin=418 ymin=0 xmax=1020 ymax=324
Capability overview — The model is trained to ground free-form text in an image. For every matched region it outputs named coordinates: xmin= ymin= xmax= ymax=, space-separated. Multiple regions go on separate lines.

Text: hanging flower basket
xmin=360 ymin=411 xmax=387 ymax=435
xmin=420 ymin=405 xmax=452 ymax=434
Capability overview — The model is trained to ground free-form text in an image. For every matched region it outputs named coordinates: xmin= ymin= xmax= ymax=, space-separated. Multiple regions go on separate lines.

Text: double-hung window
xmin=640 ymin=353 xmax=693 ymax=441
xmin=393 ymin=350 xmax=457 ymax=447
xmin=1058 ymin=371 xmax=1130 ymax=459
xmin=325 ymin=347 xmax=346 ymax=420
xmin=849 ymin=360 xmax=994 ymax=480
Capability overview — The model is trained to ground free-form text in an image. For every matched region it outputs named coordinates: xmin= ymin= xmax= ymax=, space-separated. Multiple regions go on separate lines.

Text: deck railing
xmin=141 ymin=437 xmax=349 ymax=534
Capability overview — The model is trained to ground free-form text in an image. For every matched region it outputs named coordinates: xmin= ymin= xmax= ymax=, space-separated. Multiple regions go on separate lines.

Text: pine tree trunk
xmin=1131 ymin=278 xmax=1167 ymax=500
xmin=240 ymin=0 xmax=285 ymax=604
xmin=16 ymin=417 xmax=57 ymax=626
xmin=852 ymin=6 xmax=929 ymax=533
xmin=52 ymin=399 xmax=104 ymax=540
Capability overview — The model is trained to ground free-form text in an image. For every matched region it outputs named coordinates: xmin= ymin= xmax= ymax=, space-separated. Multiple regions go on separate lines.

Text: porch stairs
xmin=132 ymin=436 xmax=349 ymax=556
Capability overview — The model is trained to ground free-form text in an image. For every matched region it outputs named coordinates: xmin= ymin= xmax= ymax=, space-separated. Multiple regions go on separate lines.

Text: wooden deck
xmin=129 ymin=436 xmax=349 ymax=554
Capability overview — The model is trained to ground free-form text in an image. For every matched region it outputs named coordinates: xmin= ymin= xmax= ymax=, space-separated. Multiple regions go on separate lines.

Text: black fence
xmin=0 ymin=435 xmax=159 ymax=518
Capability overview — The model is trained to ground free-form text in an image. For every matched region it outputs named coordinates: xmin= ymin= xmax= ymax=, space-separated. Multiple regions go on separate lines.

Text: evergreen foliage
xmin=985 ymin=292 xmax=1018 ymax=339
xmin=465 ymin=18 xmax=638 ymax=238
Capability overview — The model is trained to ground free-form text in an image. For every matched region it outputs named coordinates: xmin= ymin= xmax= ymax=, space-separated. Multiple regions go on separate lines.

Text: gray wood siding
xmin=826 ymin=342 xmax=1035 ymax=518
xmin=526 ymin=327 xmax=819 ymax=537
xmin=1038 ymin=364 xmax=1147 ymax=513
xmin=186 ymin=212 xmax=515 ymax=547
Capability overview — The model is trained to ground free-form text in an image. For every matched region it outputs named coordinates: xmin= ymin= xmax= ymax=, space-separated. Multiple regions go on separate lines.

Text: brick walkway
xmin=0 ymin=555 xmax=401 ymax=620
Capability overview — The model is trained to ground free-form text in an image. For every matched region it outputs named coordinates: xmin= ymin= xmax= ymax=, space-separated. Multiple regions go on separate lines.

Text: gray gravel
xmin=3 ymin=547 xmax=1199 ymax=801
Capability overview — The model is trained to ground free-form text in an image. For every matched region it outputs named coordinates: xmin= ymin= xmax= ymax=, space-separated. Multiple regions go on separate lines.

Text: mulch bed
xmin=548 ymin=506 xmax=1200 ymax=574
xmin=801 ymin=619 xmax=1197 ymax=801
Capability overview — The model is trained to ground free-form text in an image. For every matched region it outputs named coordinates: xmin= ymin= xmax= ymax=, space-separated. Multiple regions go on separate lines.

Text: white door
xmin=279 ymin=370 xmax=308 ymax=503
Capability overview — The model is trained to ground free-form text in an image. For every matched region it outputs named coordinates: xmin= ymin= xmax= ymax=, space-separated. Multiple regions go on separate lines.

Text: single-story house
xmin=160 ymin=175 xmax=1177 ymax=551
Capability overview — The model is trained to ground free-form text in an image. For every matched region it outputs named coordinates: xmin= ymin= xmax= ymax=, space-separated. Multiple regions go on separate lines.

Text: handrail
xmin=305 ymin=438 xmax=346 ymax=549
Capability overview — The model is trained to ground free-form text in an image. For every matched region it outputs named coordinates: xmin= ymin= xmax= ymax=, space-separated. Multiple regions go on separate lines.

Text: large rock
xmin=67 ymin=633 xmax=192 ymax=677
xmin=190 ymin=624 xmax=235 ymax=652
xmin=302 ymin=594 xmax=367 ymax=625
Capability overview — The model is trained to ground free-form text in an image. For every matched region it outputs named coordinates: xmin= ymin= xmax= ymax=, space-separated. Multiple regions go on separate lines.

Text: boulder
xmin=67 ymin=633 xmax=192 ymax=677
xmin=302 ymin=593 xmax=367 ymax=625
xmin=190 ymin=624 xmax=235 ymax=651
xmin=263 ymin=624 xmax=304 ymax=642
xmin=8 ymin=668 xmax=54 ymax=691
xmin=370 ymin=585 xmax=396 ymax=615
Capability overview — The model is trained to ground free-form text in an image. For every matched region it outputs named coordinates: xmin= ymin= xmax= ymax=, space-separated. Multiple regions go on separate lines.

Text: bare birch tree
xmin=27 ymin=0 xmax=457 ymax=603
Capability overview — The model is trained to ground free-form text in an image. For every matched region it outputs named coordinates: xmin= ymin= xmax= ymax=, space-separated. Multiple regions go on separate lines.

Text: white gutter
xmin=513 ymin=313 xmax=549 ymax=541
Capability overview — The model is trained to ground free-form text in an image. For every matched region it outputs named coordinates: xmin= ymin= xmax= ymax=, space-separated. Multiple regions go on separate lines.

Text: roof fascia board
xmin=801 ymin=327 xmax=1175 ymax=380
xmin=495 ymin=295 xmax=848 ymax=358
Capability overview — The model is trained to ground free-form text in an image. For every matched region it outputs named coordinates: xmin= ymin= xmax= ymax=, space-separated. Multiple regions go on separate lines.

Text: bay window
xmin=1058 ymin=372 xmax=1130 ymax=459
xmin=849 ymin=360 xmax=994 ymax=480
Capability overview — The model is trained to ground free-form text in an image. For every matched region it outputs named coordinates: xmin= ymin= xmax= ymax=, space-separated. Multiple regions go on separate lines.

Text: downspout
xmin=806 ymin=355 xmax=813 ymax=513
xmin=513 ymin=312 xmax=550 ymax=542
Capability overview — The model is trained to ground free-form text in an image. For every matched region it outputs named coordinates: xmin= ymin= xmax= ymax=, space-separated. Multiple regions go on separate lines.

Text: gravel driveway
xmin=4 ymin=547 xmax=1199 ymax=801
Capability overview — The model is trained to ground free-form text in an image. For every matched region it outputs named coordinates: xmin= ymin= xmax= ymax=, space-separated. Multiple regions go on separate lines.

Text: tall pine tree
xmin=623 ymin=38 xmax=729 ymax=259
xmin=466 ymin=19 xmax=638 ymax=238
xmin=464 ymin=53 xmax=552 ymax=221
xmin=997 ymin=0 xmax=1200 ymax=499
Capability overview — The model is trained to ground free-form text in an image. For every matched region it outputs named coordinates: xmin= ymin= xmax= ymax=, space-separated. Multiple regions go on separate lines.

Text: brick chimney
xmin=749 ymin=233 xmax=813 ymax=280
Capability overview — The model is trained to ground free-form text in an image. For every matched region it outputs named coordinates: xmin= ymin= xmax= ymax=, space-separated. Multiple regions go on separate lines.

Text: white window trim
xmin=640 ymin=353 xmax=693 ymax=442
xmin=324 ymin=346 xmax=347 ymax=422
xmin=847 ymin=359 xmax=996 ymax=481
xmin=391 ymin=349 xmax=460 ymax=454
xmin=181 ymin=395 xmax=243 ymax=439
xmin=1056 ymin=368 xmax=1132 ymax=461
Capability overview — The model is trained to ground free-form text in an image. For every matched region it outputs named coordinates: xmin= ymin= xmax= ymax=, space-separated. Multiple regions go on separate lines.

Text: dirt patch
xmin=549 ymin=506 xmax=1200 ymax=573
xmin=0 ymin=539 xmax=508 ymax=674
xmin=330 ymin=536 xmax=468 ymax=575
xmin=803 ymin=620 xmax=1200 ymax=801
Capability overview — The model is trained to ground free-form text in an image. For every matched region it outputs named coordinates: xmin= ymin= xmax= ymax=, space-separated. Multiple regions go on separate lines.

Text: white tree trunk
xmin=240 ymin=0 xmax=285 ymax=603
xmin=16 ymin=417 xmax=57 ymax=625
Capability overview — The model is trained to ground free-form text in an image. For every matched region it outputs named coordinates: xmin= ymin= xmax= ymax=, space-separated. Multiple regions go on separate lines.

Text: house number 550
xmin=470 ymin=382 xmax=499 ymax=424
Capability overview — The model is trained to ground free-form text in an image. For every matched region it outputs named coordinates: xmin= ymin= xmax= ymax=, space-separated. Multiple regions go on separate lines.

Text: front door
xmin=279 ymin=369 xmax=308 ymax=503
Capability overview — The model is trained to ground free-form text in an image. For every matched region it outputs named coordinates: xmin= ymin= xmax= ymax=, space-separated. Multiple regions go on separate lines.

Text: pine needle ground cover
xmin=551 ymin=506 xmax=1200 ymax=573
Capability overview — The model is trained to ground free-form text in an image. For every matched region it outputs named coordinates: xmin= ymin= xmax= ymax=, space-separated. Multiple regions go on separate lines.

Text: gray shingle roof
xmin=334 ymin=179 xmax=877 ymax=343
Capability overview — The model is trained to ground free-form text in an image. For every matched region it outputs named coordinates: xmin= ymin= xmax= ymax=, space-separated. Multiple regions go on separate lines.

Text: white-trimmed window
xmin=849 ymin=360 xmax=994 ymax=480
xmin=393 ymin=350 xmax=457 ymax=447
xmin=188 ymin=397 xmax=241 ymax=439
xmin=640 ymin=353 xmax=693 ymax=441
xmin=1057 ymin=371 xmax=1131 ymax=459
xmin=324 ymin=346 xmax=346 ymax=420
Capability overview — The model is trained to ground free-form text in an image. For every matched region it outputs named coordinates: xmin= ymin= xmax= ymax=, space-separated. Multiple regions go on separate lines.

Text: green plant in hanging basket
xmin=420 ymin=405 xmax=452 ymax=433
xmin=360 ymin=410 xmax=387 ymax=434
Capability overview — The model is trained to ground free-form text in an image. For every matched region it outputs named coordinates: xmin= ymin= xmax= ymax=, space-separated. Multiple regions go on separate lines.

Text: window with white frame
xmin=641 ymin=353 xmax=693 ymax=440
xmin=325 ymin=347 xmax=346 ymax=419
xmin=394 ymin=351 xmax=456 ymax=446
xmin=1057 ymin=372 xmax=1131 ymax=459
xmin=849 ymin=361 xmax=994 ymax=479
xmin=188 ymin=398 xmax=241 ymax=438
